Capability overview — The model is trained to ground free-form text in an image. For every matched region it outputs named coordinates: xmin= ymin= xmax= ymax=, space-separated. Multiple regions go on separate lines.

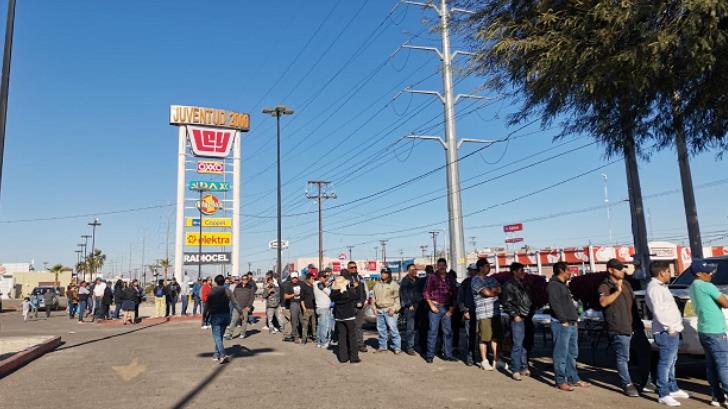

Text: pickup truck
xmin=635 ymin=256 xmax=728 ymax=356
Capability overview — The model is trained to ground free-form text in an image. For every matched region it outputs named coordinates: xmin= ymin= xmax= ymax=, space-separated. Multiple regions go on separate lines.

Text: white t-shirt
xmin=93 ymin=282 xmax=107 ymax=297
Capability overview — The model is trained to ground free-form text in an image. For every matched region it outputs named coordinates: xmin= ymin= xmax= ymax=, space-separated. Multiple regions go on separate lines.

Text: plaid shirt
xmin=422 ymin=273 xmax=457 ymax=307
xmin=472 ymin=276 xmax=501 ymax=320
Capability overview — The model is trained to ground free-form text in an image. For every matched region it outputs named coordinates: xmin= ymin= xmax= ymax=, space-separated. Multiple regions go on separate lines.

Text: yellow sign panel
xmin=185 ymin=217 xmax=232 ymax=228
xmin=170 ymin=105 xmax=250 ymax=131
xmin=185 ymin=232 xmax=232 ymax=247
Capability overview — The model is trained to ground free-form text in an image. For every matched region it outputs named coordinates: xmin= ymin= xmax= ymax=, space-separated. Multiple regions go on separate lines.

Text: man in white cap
xmin=281 ymin=271 xmax=303 ymax=343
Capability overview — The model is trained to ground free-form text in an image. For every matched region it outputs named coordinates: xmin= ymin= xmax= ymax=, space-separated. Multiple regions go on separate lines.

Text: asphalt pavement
xmin=0 ymin=309 xmax=719 ymax=409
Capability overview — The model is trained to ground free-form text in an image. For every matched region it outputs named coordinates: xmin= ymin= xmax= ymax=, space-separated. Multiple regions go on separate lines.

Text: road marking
xmin=112 ymin=357 xmax=147 ymax=382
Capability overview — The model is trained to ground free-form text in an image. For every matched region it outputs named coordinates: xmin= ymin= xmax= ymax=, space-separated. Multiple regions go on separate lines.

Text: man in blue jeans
xmin=646 ymin=261 xmax=690 ymax=406
xmin=689 ymin=259 xmax=728 ymax=407
xmin=547 ymin=262 xmax=590 ymax=391
xmin=372 ymin=268 xmax=402 ymax=354
xmin=423 ymin=258 xmax=458 ymax=363
xmin=599 ymin=258 xmax=639 ymax=397
xmin=501 ymin=262 xmax=532 ymax=380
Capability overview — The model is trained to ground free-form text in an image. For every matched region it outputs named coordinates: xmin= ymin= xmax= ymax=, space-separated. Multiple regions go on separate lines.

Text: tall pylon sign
xmin=170 ymin=105 xmax=250 ymax=283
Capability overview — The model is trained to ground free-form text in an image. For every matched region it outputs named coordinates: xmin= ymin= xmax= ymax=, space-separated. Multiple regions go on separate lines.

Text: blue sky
xmin=0 ymin=0 xmax=725 ymax=274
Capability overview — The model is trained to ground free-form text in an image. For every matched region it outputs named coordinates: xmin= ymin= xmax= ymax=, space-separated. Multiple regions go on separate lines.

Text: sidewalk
xmin=0 ymin=335 xmax=61 ymax=378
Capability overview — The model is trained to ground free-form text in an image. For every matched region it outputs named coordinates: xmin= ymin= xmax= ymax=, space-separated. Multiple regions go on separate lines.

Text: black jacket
xmin=457 ymin=276 xmax=475 ymax=312
xmin=547 ymin=278 xmax=579 ymax=323
xmin=399 ymin=274 xmax=423 ymax=309
xmin=501 ymin=277 xmax=532 ymax=318
xmin=113 ymin=283 xmax=124 ymax=303
xmin=102 ymin=286 xmax=113 ymax=305
xmin=341 ymin=270 xmax=367 ymax=308
xmin=330 ymin=288 xmax=359 ymax=320
xmin=204 ymin=286 xmax=242 ymax=317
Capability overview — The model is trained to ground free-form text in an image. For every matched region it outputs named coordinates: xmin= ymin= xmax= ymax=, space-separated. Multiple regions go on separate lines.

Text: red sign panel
xmin=503 ymin=223 xmax=523 ymax=233
xmin=367 ymin=261 xmax=377 ymax=271
xmin=505 ymin=237 xmax=524 ymax=244
xmin=332 ymin=261 xmax=341 ymax=273
xmin=189 ymin=126 xmax=234 ymax=158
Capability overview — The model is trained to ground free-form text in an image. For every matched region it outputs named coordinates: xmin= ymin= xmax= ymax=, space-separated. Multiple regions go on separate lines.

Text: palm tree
xmin=75 ymin=261 xmax=87 ymax=282
xmin=159 ymin=258 xmax=171 ymax=280
xmin=48 ymin=264 xmax=65 ymax=288
xmin=88 ymin=249 xmax=106 ymax=280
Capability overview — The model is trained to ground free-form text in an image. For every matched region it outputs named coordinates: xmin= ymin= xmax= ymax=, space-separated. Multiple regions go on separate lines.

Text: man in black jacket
xmin=342 ymin=262 xmax=368 ymax=353
xmin=399 ymin=263 xmax=424 ymax=355
xmin=457 ymin=263 xmax=479 ymax=366
xmin=548 ymin=262 xmax=589 ymax=391
xmin=165 ymin=278 xmax=181 ymax=317
xmin=501 ymin=262 xmax=532 ymax=381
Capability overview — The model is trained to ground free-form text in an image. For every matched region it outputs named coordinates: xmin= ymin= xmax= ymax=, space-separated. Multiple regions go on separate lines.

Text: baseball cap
xmin=324 ymin=267 xmax=332 ymax=273
xmin=306 ymin=271 xmax=318 ymax=279
xmin=380 ymin=268 xmax=392 ymax=274
xmin=691 ymin=259 xmax=718 ymax=275
xmin=467 ymin=263 xmax=478 ymax=270
xmin=476 ymin=258 xmax=490 ymax=268
xmin=289 ymin=271 xmax=300 ymax=278
xmin=606 ymin=258 xmax=625 ymax=270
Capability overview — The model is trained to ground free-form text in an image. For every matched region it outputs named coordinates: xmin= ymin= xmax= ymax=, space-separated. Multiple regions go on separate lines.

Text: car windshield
xmin=671 ymin=259 xmax=728 ymax=288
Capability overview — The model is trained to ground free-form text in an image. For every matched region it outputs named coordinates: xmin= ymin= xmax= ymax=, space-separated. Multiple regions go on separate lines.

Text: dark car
xmin=30 ymin=287 xmax=60 ymax=311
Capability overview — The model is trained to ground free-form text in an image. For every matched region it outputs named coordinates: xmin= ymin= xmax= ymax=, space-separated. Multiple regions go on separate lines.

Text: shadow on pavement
xmin=170 ymin=362 xmax=229 ymax=409
xmin=54 ymin=321 xmax=168 ymax=352
xmin=196 ymin=345 xmax=274 ymax=359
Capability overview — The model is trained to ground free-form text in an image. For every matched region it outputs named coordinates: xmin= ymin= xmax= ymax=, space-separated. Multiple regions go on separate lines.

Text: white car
xmin=636 ymin=256 xmax=728 ymax=356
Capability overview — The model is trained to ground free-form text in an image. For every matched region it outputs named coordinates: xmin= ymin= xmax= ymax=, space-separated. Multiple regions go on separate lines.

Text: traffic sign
xmin=503 ymin=223 xmax=523 ymax=233
xmin=337 ymin=253 xmax=347 ymax=261
xmin=505 ymin=237 xmax=524 ymax=244
xmin=268 ymin=240 xmax=289 ymax=250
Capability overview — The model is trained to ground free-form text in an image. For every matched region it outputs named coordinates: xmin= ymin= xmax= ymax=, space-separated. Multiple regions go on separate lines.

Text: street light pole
xmin=601 ymin=173 xmax=613 ymax=243
xmin=428 ymin=231 xmax=439 ymax=266
xmin=191 ymin=186 xmax=210 ymax=280
xmin=0 ymin=0 xmax=16 ymax=200
xmin=262 ymin=104 xmax=294 ymax=278
xmin=88 ymin=218 xmax=101 ymax=279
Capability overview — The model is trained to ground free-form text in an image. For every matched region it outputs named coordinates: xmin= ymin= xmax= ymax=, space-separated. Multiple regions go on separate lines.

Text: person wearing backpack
xmin=204 ymin=274 xmax=243 ymax=364
xmin=154 ymin=280 xmax=166 ymax=318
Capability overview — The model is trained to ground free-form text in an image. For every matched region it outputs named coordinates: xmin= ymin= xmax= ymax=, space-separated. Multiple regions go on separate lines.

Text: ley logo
xmin=189 ymin=126 xmax=233 ymax=158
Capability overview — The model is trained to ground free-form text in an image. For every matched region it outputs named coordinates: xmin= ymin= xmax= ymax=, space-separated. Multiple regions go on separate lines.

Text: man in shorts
xmin=471 ymin=258 xmax=502 ymax=370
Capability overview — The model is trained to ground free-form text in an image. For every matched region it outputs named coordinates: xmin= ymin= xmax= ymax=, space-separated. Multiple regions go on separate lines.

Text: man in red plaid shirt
xmin=422 ymin=258 xmax=458 ymax=363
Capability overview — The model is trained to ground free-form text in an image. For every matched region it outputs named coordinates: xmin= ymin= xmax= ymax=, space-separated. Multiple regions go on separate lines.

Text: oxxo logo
xmin=196 ymin=161 xmax=224 ymax=174
xmin=189 ymin=126 xmax=233 ymax=158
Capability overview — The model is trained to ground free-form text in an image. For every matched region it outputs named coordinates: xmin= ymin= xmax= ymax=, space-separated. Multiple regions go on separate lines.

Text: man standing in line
xmin=200 ymin=277 xmax=212 ymax=328
xmin=300 ymin=271 xmax=318 ymax=345
xmin=422 ymin=258 xmax=458 ymax=364
xmin=92 ymin=278 xmax=107 ymax=321
xmin=179 ymin=275 xmax=190 ymax=316
xmin=372 ymin=268 xmax=402 ymax=354
xmin=342 ymin=261 xmax=369 ymax=353
xmin=314 ymin=271 xmax=333 ymax=348
xmin=689 ymin=259 xmax=728 ymax=407
xmin=547 ymin=262 xmax=590 ymax=391
xmin=400 ymin=263 xmax=423 ymax=355
xmin=224 ymin=275 xmax=253 ymax=340
xmin=471 ymin=258 xmax=502 ymax=370
xmin=281 ymin=272 xmax=303 ymax=343
xmin=192 ymin=278 xmax=202 ymax=316
xmin=458 ymin=263 xmax=479 ymax=366
xmin=646 ymin=261 xmax=689 ymax=406
xmin=501 ymin=262 xmax=532 ymax=380
xmin=599 ymin=258 xmax=639 ymax=397
xmin=154 ymin=279 xmax=167 ymax=319
xmin=166 ymin=278 xmax=181 ymax=317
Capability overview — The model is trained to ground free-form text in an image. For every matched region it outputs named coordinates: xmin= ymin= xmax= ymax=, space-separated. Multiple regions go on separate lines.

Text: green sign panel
xmin=188 ymin=181 xmax=230 ymax=192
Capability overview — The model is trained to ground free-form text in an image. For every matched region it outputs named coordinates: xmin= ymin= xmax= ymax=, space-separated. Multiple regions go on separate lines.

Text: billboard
xmin=170 ymin=105 xmax=250 ymax=131
xmin=185 ymin=232 xmax=232 ymax=246
xmin=188 ymin=181 xmax=230 ymax=192
xmin=503 ymin=223 xmax=523 ymax=233
xmin=185 ymin=217 xmax=232 ymax=228
xmin=183 ymin=252 xmax=231 ymax=265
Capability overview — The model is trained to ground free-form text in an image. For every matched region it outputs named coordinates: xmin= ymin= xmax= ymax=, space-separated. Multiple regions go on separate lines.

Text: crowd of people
xmin=22 ymin=255 xmax=728 ymax=407
xmin=197 ymin=257 xmax=728 ymax=408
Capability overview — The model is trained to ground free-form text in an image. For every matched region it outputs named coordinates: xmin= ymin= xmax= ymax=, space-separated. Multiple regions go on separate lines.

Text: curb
xmin=0 ymin=336 xmax=62 ymax=379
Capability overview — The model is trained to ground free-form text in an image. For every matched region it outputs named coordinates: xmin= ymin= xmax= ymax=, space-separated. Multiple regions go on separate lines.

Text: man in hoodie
xmin=400 ymin=263 xmax=424 ymax=355
xmin=224 ymin=275 xmax=253 ymax=340
xmin=314 ymin=271 xmax=333 ymax=348
xmin=342 ymin=261 xmax=369 ymax=353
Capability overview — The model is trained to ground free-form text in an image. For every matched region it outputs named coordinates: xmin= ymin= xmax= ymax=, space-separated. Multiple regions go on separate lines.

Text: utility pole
xmin=374 ymin=246 xmax=379 ymax=261
xmin=88 ymin=218 xmax=101 ymax=278
xmin=420 ymin=245 xmax=428 ymax=258
xmin=0 ymin=0 xmax=16 ymax=200
xmin=402 ymin=0 xmax=494 ymax=280
xmin=306 ymin=180 xmax=336 ymax=270
xmin=469 ymin=236 xmax=477 ymax=253
xmin=428 ymin=231 xmax=439 ymax=266
xmin=141 ymin=236 xmax=145 ymax=285
xmin=347 ymin=245 xmax=354 ymax=261
xmin=380 ymin=240 xmax=389 ymax=264
xmin=262 ymin=105 xmax=294 ymax=278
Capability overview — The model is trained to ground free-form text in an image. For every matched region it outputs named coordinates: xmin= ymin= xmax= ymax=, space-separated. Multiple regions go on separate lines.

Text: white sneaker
xmin=658 ymin=396 xmax=681 ymax=407
xmin=262 ymin=326 xmax=269 ymax=331
xmin=670 ymin=390 xmax=690 ymax=399
xmin=710 ymin=401 xmax=728 ymax=408
xmin=481 ymin=361 xmax=494 ymax=371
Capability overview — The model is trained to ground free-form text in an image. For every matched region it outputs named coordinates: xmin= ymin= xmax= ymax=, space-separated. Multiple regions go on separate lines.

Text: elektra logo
xmin=196 ymin=161 xmax=224 ymax=174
